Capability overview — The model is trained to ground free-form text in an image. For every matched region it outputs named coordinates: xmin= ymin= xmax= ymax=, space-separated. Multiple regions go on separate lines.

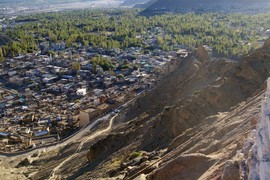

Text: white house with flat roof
xmin=76 ymin=88 xmax=87 ymax=96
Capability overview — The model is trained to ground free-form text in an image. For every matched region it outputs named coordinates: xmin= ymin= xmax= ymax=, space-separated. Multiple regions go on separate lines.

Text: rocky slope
xmin=2 ymin=39 xmax=270 ymax=179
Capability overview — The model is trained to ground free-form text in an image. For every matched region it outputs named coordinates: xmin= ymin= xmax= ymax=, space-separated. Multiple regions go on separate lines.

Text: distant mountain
xmin=121 ymin=0 xmax=152 ymax=7
xmin=143 ymin=0 xmax=270 ymax=14
xmin=0 ymin=0 xmax=116 ymax=6
xmin=1 ymin=0 xmax=68 ymax=4
xmin=133 ymin=0 xmax=157 ymax=8
xmin=0 ymin=0 xmax=94 ymax=3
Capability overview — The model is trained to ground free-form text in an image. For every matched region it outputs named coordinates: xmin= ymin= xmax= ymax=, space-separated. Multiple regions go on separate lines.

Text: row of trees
xmin=0 ymin=9 xmax=269 ymax=59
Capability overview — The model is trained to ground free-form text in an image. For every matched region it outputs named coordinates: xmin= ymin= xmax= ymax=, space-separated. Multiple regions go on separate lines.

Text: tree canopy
xmin=0 ymin=9 xmax=269 ymax=59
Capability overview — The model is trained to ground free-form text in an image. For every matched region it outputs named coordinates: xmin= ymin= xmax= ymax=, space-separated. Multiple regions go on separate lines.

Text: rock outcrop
xmin=248 ymin=77 xmax=270 ymax=180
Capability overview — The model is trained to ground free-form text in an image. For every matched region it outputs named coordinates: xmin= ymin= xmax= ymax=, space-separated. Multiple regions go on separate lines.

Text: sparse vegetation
xmin=71 ymin=62 xmax=81 ymax=71
xmin=128 ymin=151 xmax=143 ymax=161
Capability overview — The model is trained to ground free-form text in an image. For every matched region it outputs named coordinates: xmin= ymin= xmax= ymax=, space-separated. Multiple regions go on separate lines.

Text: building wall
xmin=79 ymin=109 xmax=101 ymax=127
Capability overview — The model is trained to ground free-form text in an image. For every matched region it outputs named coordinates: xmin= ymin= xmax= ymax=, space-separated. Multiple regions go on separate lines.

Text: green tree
xmin=71 ymin=62 xmax=81 ymax=71
xmin=117 ymin=73 xmax=124 ymax=79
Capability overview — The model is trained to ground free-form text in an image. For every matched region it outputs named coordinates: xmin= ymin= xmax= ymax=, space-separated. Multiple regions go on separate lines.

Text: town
xmin=0 ymin=39 xmax=187 ymax=152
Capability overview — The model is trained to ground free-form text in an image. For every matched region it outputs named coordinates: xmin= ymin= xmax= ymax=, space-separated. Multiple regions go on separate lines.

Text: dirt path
xmin=49 ymin=113 xmax=118 ymax=180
